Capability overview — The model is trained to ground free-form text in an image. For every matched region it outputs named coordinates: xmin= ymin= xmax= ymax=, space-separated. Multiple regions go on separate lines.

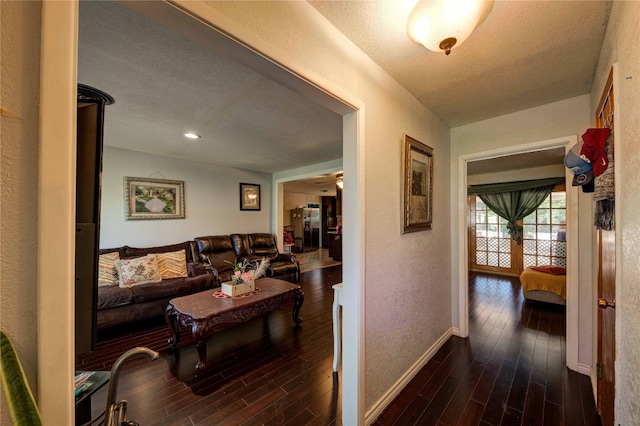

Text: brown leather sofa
xmin=97 ymin=241 xmax=214 ymax=330
xmin=195 ymin=233 xmax=300 ymax=284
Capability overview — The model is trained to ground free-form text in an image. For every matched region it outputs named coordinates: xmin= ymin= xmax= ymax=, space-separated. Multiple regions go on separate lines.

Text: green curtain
xmin=477 ymin=184 xmax=557 ymax=245
xmin=468 ymin=177 xmax=564 ymax=195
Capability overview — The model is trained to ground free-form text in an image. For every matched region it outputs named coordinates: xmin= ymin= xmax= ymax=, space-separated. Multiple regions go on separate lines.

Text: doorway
xmin=456 ymin=136 xmax=580 ymax=372
xmin=39 ymin=2 xmax=364 ymax=424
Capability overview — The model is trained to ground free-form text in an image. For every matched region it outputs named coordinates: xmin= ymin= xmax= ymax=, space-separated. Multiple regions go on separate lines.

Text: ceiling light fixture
xmin=336 ymin=173 xmax=343 ymax=189
xmin=184 ymin=132 xmax=201 ymax=139
xmin=406 ymin=0 xmax=494 ymax=55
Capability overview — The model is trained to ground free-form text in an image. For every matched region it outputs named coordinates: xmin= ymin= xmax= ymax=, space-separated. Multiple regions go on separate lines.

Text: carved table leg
xmin=192 ymin=321 xmax=208 ymax=373
xmin=293 ymin=289 xmax=304 ymax=325
xmin=165 ymin=305 xmax=180 ymax=348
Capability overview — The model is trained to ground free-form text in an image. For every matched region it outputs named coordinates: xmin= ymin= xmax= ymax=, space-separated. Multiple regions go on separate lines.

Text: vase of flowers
xmin=221 ymin=258 xmax=270 ymax=296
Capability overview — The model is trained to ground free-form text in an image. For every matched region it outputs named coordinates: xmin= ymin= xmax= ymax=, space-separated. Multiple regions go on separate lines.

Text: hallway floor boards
xmin=77 ymin=270 xmax=600 ymax=425
xmin=374 ymin=272 xmax=601 ymax=426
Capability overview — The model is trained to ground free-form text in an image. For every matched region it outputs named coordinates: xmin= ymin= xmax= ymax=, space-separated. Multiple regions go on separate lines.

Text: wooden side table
xmin=332 ymin=283 xmax=343 ymax=372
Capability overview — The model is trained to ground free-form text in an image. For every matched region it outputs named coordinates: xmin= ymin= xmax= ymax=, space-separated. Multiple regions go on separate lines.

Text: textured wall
xmin=0 ymin=1 xmax=42 ymax=424
xmin=590 ymin=2 xmax=640 ymax=423
xmin=100 ymin=147 xmax=271 ymax=248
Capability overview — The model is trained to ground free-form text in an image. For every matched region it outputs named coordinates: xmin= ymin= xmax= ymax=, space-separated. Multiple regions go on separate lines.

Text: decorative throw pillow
xmin=156 ymin=249 xmax=188 ymax=279
xmin=115 ymin=254 xmax=163 ymax=288
xmin=98 ymin=252 xmax=120 ymax=287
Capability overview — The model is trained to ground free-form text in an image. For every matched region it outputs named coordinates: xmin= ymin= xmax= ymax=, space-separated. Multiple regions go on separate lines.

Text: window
xmin=469 ymin=188 xmax=566 ymax=275
xmin=522 ymin=192 xmax=567 ymax=268
xmin=474 ymin=198 xmax=512 ymax=268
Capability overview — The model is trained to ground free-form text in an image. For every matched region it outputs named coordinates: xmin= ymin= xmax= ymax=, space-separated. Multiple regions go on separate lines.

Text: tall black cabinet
xmin=75 ymin=100 xmax=105 ymax=355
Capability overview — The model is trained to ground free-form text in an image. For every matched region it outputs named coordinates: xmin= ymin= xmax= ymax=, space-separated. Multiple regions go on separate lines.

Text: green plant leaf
xmin=0 ymin=331 xmax=42 ymax=426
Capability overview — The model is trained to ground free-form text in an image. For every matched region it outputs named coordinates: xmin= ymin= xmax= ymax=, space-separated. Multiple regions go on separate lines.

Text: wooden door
xmin=598 ymin=229 xmax=615 ymax=425
xmin=468 ymin=195 xmax=522 ymax=275
xmin=595 ymin=68 xmax=615 ymax=425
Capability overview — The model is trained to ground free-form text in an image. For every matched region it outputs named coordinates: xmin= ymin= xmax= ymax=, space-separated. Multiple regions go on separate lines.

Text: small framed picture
xmin=402 ymin=134 xmax=433 ymax=233
xmin=124 ymin=177 xmax=185 ymax=220
xmin=240 ymin=183 xmax=261 ymax=211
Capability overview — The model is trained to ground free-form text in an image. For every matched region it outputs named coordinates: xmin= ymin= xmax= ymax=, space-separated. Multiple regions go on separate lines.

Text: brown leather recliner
xmin=194 ymin=235 xmax=237 ymax=284
xmin=231 ymin=233 xmax=300 ymax=283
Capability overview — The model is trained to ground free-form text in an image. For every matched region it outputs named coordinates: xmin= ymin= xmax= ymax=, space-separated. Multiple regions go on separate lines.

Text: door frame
xmin=456 ymin=135 xmax=580 ymax=371
xmin=594 ymin=65 xmax=617 ymax=424
xmin=39 ymin=1 xmax=366 ymax=424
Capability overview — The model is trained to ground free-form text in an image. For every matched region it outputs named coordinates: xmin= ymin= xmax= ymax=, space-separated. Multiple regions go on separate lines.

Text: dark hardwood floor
xmin=77 ymin=266 xmax=343 ymax=425
xmin=374 ymin=272 xmax=602 ymax=426
xmin=77 ymin=269 xmax=601 ymax=425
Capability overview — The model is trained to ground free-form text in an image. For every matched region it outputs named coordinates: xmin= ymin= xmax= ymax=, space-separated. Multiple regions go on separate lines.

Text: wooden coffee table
xmin=165 ymin=277 xmax=304 ymax=373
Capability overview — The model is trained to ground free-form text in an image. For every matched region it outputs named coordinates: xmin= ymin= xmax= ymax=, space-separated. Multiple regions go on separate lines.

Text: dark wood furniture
xmin=75 ymin=99 xmax=106 ymax=354
xmin=328 ymin=232 xmax=342 ymax=261
xmin=165 ymin=277 xmax=304 ymax=373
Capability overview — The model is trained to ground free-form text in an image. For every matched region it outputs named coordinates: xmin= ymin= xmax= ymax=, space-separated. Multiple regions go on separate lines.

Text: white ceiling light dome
xmin=407 ymin=0 xmax=495 ymax=55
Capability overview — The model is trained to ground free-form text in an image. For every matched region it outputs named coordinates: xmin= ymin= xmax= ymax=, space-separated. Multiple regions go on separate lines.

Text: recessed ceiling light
xmin=184 ymin=132 xmax=201 ymax=139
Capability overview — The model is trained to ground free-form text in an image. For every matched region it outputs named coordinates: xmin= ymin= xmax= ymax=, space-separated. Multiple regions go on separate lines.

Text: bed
xmin=519 ymin=266 xmax=566 ymax=305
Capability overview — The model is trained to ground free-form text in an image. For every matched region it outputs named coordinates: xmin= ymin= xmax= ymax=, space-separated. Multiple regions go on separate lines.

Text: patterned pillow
xmin=115 ymin=254 xmax=163 ymax=288
xmin=98 ymin=252 xmax=120 ymax=287
xmin=156 ymin=249 xmax=188 ymax=279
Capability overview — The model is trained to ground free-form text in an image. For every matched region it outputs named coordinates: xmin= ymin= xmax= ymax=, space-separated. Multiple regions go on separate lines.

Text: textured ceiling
xmin=309 ymin=0 xmax=612 ymax=127
xmin=78 ymin=1 xmax=612 ymax=189
xmin=78 ymin=1 xmax=343 ymax=174
xmin=467 ymin=147 xmax=566 ymax=176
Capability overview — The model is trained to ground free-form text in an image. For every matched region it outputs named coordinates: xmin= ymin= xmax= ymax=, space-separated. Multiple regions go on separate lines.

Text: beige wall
xmin=0 ymin=1 xmax=42 ymax=424
xmin=101 ymin=147 xmax=273 ymax=248
xmin=590 ymin=2 xmax=640 ymax=424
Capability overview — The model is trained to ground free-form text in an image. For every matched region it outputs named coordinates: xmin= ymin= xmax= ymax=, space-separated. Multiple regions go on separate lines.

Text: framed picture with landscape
xmin=402 ymin=134 xmax=433 ymax=233
xmin=124 ymin=177 xmax=185 ymax=220
xmin=239 ymin=183 xmax=261 ymax=211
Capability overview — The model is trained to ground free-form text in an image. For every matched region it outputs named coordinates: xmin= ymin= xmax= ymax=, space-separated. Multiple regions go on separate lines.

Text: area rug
xmin=296 ymin=248 xmax=342 ymax=273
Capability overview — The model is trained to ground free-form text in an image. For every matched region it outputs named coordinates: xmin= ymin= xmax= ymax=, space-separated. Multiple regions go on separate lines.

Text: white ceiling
xmin=78 ymin=1 xmax=612 ymax=190
xmin=309 ymin=0 xmax=611 ymax=127
xmin=466 ymin=146 xmax=566 ymax=176
xmin=78 ymin=1 xmax=343 ymax=174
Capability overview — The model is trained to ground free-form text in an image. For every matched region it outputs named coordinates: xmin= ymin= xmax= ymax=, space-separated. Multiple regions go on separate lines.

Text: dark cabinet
xmin=328 ymin=233 xmax=342 ymax=261
xmin=75 ymin=100 xmax=105 ymax=355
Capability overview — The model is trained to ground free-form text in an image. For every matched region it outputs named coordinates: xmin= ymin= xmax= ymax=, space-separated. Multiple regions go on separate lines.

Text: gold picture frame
xmin=402 ymin=134 xmax=433 ymax=233
xmin=124 ymin=177 xmax=185 ymax=220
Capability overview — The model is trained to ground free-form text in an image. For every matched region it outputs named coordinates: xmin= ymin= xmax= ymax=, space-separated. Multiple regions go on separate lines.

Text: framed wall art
xmin=402 ymin=134 xmax=433 ymax=233
xmin=240 ymin=183 xmax=261 ymax=211
xmin=124 ymin=177 xmax=185 ymax=220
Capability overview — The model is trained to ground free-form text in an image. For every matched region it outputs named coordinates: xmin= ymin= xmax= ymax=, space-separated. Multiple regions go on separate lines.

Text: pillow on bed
xmin=115 ymin=254 xmax=163 ymax=288
xmin=529 ymin=265 xmax=566 ymax=275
